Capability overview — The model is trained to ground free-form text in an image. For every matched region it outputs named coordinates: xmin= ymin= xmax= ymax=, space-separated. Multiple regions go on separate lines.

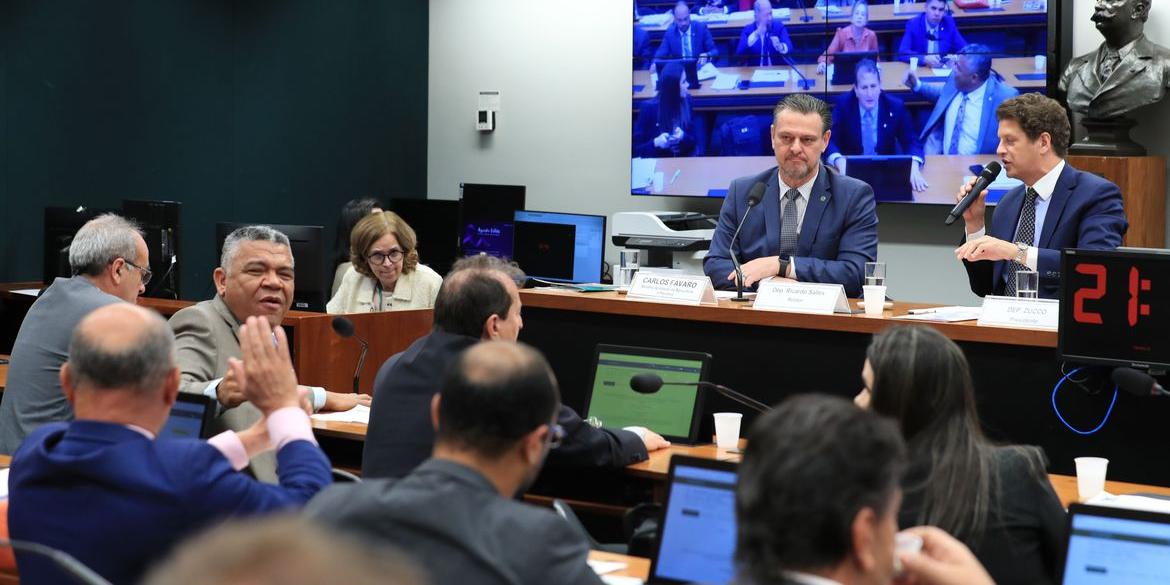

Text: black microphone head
xmin=1113 ymin=367 xmax=1156 ymax=397
xmin=629 ymin=373 xmax=665 ymax=394
xmin=746 ymin=182 xmax=766 ymax=207
xmin=980 ymin=160 xmax=1002 ymax=180
xmin=331 ymin=316 xmax=355 ymax=339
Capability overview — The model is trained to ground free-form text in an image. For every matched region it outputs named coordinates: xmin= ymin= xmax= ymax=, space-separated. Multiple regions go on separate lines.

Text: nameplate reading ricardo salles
xmin=627 ymin=272 xmax=717 ymax=305
xmin=977 ymin=296 xmax=1059 ymax=330
xmin=753 ymin=279 xmax=851 ymax=315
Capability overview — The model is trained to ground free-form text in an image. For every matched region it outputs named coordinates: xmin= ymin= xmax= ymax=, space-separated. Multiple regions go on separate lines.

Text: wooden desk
xmin=0 ymin=355 xmax=8 ymax=393
xmin=640 ymin=3 xmax=1046 ymax=33
xmin=588 ymin=550 xmax=651 ymax=580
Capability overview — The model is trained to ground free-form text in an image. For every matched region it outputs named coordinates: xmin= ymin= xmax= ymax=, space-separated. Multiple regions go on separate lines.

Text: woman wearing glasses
xmin=326 ymin=211 xmax=442 ymax=314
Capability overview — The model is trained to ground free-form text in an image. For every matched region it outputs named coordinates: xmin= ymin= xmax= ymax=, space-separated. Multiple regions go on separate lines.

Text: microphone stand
xmin=780 ymin=53 xmax=815 ymax=91
xmin=352 ymin=336 xmax=369 ymax=394
xmin=795 ymin=0 xmax=814 ymax=23
xmin=659 ymin=380 xmax=771 ymax=412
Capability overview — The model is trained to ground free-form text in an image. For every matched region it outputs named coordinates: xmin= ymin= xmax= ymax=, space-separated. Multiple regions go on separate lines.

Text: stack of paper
xmin=895 ymin=306 xmax=982 ymax=323
xmin=697 ymin=62 xmax=719 ymax=81
xmin=1088 ymin=492 xmax=1170 ymax=514
xmin=631 ymin=158 xmax=657 ymax=190
xmin=750 ymin=69 xmax=789 ymax=83
xmin=711 ymin=73 xmax=740 ymax=90
xmin=311 ymin=404 xmax=370 ymax=425
xmin=638 ymin=13 xmax=671 ymax=26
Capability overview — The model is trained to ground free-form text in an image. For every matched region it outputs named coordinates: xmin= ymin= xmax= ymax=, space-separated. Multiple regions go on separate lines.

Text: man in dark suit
xmin=704 ymin=93 xmax=879 ymax=298
xmin=310 ymin=341 xmax=604 ymax=585
xmin=827 ymin=59 xmax=928 ymax=193
xmin=360 ymin=254 xmax=668 ymax=480
xmin=736 ymin=395 xmax=996 ymax=585
xmin=896 ymin=0 xmax=967 ymax=67
xmin=654 ymin=1 xmax=719 ymax=67
xmin=955 ymin=93 xmax=1128 ymax=299
xmin=734 ymin=0 xmax=792 ymax=67
xmin=8 ymin=304 xmax=331 ymax=585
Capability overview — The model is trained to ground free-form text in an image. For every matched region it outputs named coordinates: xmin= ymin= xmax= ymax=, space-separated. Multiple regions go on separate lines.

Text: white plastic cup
xmin=827 ymin=64 xmax=835 ymax=82
xmin=909 ymin=56 xmax=919 ymax=71
xmin=1035 ymin=54 xmax=1047 ymax=72
xmin=713 ymin=413 xmax=743 ymax=450
xmin=863 ymin=285 xmax=887 ymax=316
xmin=1075 ymin=457 xmax=1109 ymax=501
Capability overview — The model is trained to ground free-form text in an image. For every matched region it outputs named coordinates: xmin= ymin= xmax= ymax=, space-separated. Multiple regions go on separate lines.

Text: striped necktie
xmin=1004 ymin=187 xmax=1039 ymax=297
xmin=948 ymin=93 xmax=969 ymax=155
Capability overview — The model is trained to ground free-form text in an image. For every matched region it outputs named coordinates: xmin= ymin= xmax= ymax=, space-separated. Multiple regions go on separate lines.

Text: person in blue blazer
xmin=704 ymin=94 xmax=878 ymax=298
xmin=734 ymin=0 xmax=793 ymax=67
xmin=8 ymin=305 xmax=332 ymax=585
xmin=826 ymin=59 xmax=928 ymax=193
xmin=897 ymin=0 xmax=967 ymax=66
xmin=954 ymin=93 xmax=1128 ymax=299
xmin=904 ymin=44 xmax=1018 ymax=156
xmin=654 ymin=1 xmax=719 ymax=66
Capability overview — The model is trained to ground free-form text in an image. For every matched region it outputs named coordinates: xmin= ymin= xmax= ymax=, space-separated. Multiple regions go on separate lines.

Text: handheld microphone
xmin=630 ymin=373 xmax=770 ymax=413
xmin=1112 ymin=367 xmax=1170 ymax=398
xmin=945 ymin=161 xmax=1002 ymax=226
xmin=729 ymin=183 xmax=766 ymax=302
xmin=331 ymin=316 xmax=369 ymax=394
xmin=1 ymin=539 xmax=113 ymax=585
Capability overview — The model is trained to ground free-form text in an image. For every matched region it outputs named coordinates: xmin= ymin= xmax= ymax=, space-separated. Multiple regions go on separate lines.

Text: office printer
xmin=611 ymin=211 xmax=716 ymax=274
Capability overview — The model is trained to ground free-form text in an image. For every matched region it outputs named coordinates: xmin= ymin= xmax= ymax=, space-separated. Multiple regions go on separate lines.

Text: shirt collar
xmin=124 ymin=424 xmax=156 ymax=440
xmin=1028 ymin=159 xmax=1065 ymax=201
xmin=1103 ymin=35 xmax=1142 ymax=60
xmin=783 ymin=571 xmax=844 ymax=585
xmin=778 ymin=164 xmax=819 ymax=201
xmin=963 ymin=78 xmax=989 ymax=101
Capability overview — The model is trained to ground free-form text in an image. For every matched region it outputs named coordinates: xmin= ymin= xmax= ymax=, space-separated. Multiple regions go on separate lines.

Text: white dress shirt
xmin=777 ymin=166 xmax=819 ymax=279
xmin=942 ymin=78 xmax=987 ymax=156
xmin=966 ymin=159 xmax=1065 ymax=271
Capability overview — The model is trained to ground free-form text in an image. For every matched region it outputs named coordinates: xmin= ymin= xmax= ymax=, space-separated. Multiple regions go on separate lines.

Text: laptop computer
xmin=830 ymin=51 xmax=879 ymax=86
xmin=845 ymin=155 xmax=914 ymax=202
xmin=655 ymin=59 xmax=701 ymax=89
xmin=1062 ymin=503 xmax=1170 ymax=584
xmin=159 ymin=393 xmax=217 ymax=440
xmin=581 ymin=344 xmax=711 ymax=444
xmin=648 ymin=455 xmax=739 ymax=584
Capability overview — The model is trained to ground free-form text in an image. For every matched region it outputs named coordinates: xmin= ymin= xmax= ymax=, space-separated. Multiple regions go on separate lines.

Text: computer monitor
xmin=214 ymin=222 xmax=327 ymax=312
xmin=1062 ymin=504 xmax=1170 ymax=584
xmin=459 ymin=183 xmax=525 ymax=258
xmin=42 ymin=206 xmax=117 ymax=285
xmin=649 ymin=455 xmax=739 ymax=585
xmin=581 ymin=344 xmax=710 ymax=444
xmin=830 ymin=51 xmax=880 ymax=86
xmin=159 ymin=393 xmax=216 ymax=439
xmin=389 ymin=198 xmax=461 ymax=277
xmin=513 ymin=211 xmax=606 ymax=284
xmin=845 ymin=156 xmax=914 ymax=203
xmin=122 ymin=199 xmax=182 ymax=299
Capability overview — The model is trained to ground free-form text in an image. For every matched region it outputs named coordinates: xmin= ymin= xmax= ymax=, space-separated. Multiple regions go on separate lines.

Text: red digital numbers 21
xmin=1073 ymin=263 xmax=1106 ymax=325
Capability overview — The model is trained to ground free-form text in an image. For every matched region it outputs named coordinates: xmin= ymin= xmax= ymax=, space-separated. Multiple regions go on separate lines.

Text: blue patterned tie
xmin=862 ymin=109 xmax=877 ymax=155
xmin=1004 ymin=187 xmax=1039 ymax=297
xmin=948 ymin=94 xmax=969 ymax=155
xmin=779 ymin=189 xmax=800 ymax=261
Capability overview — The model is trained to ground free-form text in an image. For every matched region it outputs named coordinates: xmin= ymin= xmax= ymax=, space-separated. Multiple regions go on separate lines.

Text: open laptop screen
xmin=1063 ymin=504 xmax=1170 ymax=584
xmin=159 ymin=394 xmax=215 ymax=440
xmin=650 ymin=456 xmax=739 ymax=584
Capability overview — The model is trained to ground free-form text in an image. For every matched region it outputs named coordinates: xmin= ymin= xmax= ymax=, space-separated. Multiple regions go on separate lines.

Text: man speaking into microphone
xmin=953 ymin=93 xmax=1127 ymax=299
xmin=704 ymin=94 xmax=878 ymax=297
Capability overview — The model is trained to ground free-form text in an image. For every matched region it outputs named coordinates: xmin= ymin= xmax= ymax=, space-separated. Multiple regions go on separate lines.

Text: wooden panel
xmin=1067 ymin=155 xmax=1166 ymax=249
xmin=292 ymin=309 xmax=433 ymax=394
xmin=0 ymin=355 xmax=7 ymax=392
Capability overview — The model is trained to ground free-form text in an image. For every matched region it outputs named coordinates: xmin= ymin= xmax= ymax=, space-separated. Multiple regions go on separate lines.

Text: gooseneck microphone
xmin=729 ymin=183 xmax=766 ymax=302
xmin=331 ymin=316 xmax=369 ymax=394
xmin=945 ymin=161 xmax=1002 ymax=226
xmin=630 ymin=373 xmax=770 ymax=413
xmin=1112 ymin=367 xmax=1170 ymax=398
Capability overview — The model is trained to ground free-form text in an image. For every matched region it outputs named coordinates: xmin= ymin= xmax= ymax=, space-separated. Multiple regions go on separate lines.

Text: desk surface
xmin=0 ymin=355 xmax=7 ymax=392
xmin=588 ymin=550 xmax=651 ymax=580
xmin=640 ymin=2 xmax=1046 ymax=32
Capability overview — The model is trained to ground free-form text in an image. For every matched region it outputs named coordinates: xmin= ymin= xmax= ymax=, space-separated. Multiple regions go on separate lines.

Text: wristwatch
xmin=777 ymin=257 xmax=790 ymax=278
xmin=1014 ymin=242 xmax=1029 ymax=265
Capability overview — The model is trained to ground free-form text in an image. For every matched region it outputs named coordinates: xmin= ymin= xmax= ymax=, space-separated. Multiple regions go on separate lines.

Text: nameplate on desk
xmin=977 ymin=296 xmax=1059 ymax=330
xmin=627 ymin=273 xmax=716 ymax=305
xmin=753 ymin=280 xmax=850 ymax=314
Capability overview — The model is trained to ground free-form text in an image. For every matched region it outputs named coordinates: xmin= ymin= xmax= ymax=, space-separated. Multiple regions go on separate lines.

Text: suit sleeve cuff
xmin=965 ymin=227 xmax=986 ymax=241
xmin=912 ymin=156 xmax=924 ymax=166
xmin=307 ymin=386 xmax=326 ymax=412
xmin=268 ymin=406 xmax=318 ymax=450
xmin=787 ymin=258 xmax=797 ymax=279
xmin=1026 ymin=245 xmax=1039 ymax=271
xmin=203 ymin=378 xmax=222 ymax=400
xmin=207 ymin=431 xmax=249 ymax=471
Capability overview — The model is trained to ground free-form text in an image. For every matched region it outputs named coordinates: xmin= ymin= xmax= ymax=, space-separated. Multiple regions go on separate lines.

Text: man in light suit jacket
xmin=309 ymin=341 xmax=605 ymax=585
xmin=904 ymin=44 xmax=1018 ymax=156
xmin=704 ymin=93 xmax=879 ymax=298
xmin=654 ymin=1 xmax=719 ymax=66
xmin=170 ymin=225 xmax=368 ymax=481
xmin=0 ymin=213 xmax=148 ymax=454
xmin=954 ymin=94 xmax=1127 ymax=299
xmin=896 ymin=0 xmax=967 ymax=66
xmin=9 ymin=304 xmax=331 ymax=585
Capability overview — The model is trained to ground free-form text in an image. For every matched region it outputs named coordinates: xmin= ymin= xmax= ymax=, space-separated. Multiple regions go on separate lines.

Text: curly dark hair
xmin=996 ymin=93 xmax=1071 ymax=158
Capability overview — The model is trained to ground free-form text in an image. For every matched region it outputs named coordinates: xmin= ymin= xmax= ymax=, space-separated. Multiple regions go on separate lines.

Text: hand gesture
xmin=229 ymin=316 xmax=300 ymax=416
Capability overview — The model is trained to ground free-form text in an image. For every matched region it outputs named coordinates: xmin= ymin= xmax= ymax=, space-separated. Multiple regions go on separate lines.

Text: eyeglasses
xmin=548 ymin=423 xmax=566 ymax=450
xmin=122 ymin=259 xmax=152 ymax=285
xmin=367 ymin=249 xmax=404 ymax=266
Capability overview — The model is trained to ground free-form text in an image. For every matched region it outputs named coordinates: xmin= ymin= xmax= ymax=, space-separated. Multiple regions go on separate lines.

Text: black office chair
xmin=551 ymin=499 xmax=628 ymax=554
xmin=331 ymin=468 xmax=362 ymax=483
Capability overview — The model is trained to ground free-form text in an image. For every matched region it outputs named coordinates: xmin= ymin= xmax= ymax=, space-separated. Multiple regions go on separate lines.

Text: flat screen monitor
xmin=214 ymin=222 xmax=326 ymax=313
xmin=389 ymin=198 xmax=462 ymax=276
xmin=1062 ymin=504 xmax=1170 ymax=584
xmin=122 ymin=199 xmax=182 ymax=299
xmin=459 ymin=183 xmax=525 ymax=258
xmin=649 ymin=455 xmax=739 ymax=585
xmin=42 ymin=206 xmax=117 ymax=285
xmin=1059 ymin=248 xmax=1170 ymax=371
xmin=513 ymin=210 xmax=606 ymax=284
xmin=581 ymin=344 xmax=710 ymax=444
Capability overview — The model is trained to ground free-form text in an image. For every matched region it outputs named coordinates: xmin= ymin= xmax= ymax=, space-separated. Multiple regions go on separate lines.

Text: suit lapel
xmin=798 ymin=165 xmax=832 ymax=254
xmin=211 ymin=295 xmax=243 ymax=343
xmin=761 ymin=168 xmax=782 ymax=255
xmin=978 ymin=77 xmax=999 ymax=152
xmin=923 ymin=80 xmax=957 ymax=139
xmin=1039 ymin=164 xmax=1076 ymax=249
xmin=991 ymin=186 xmax=1026 ymax=286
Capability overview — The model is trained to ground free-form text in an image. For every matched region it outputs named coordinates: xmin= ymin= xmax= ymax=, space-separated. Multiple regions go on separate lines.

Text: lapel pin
xmin=820 ymin=196 xmax=827 ymax=202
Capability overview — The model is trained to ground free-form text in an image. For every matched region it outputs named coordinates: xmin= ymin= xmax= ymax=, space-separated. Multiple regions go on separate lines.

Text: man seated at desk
xmin=734 ymin=0 xmax=792 ymax=67
xmin=897 ymin=0 xmax=967 ymax=67
xmin=704 ymin=93 xmax=879 ymax=298
xmin=169 ymin=225 xmax=368 ymax=482
xmin=826 ymin=59 xmax=928 ymax=193
xmin=8 ymin=304 xmax=331 ymax=585
xmin=654 ymin=1 xmax=719 ymax=68
xmin=309 ymin=341 xmax=604 ymax=585
xmin=361 ymin=254 xmax=668 ymax=480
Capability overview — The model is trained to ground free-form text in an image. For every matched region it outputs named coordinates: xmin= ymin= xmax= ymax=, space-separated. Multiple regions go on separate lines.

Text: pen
xmin=906 ymin=308 xmax=939 ymax=315
xmin=669 ymin=169 xmax=681 ymax=185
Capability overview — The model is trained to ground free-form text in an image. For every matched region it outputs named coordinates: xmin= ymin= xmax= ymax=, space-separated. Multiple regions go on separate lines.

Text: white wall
xmin=428 ymin=0 xmax=1170 ymax=304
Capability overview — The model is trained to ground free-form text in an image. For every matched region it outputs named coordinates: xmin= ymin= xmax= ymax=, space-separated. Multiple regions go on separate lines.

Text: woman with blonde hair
xmin=327 ymin=211 xmax=442 ymax=313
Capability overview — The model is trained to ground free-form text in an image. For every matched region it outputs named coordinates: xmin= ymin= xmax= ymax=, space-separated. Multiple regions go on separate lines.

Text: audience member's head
xmin=61 ymin=304 xmax=180 ymax=433
xmin=854 ymin=59 xmax=882 ymax=109
xmin=657 ymin=63 xmax=687 ymax=130
xmin=433 ymin=255 xmax=525 ymax=341
xmin=334 ymin=197 xmax=384 ymax=267
xmin=215 ymin=225 xmax=295 ymax=326
xmin=143 ymin=516 xmax=426 ymax=585
xmin=925 ymin=0 xmax=948 ymax=27
xmin=772 ymin=93 xmax=832 ymax=185
xmin=431 ymin=341 xmax=561 ymax=496
xmin=68 ymin=213 xmax=150 ymax=302
xmin=954 ymin=44 xmax=993 ymax=92
xmin=672 ymin=0 xmax=691 ymax=31
xmin=850 ymin=0 xmax=869 ymax=28
xmin=350 ymin=211 xmax=420 ymax=291
xmin=737 ymin=394 xmax=906 ymax=584
xmin=753 ymin=0 xmax=773 ymax=26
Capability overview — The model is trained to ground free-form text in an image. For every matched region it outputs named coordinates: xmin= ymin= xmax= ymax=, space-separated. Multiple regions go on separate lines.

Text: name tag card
xmin=627 ymin=272 xmax=717 ymax=305
xmin=753 ymin=280 xmax=850 ymax=315
xmin=977 ymin=296 xmax=1059 ymax=330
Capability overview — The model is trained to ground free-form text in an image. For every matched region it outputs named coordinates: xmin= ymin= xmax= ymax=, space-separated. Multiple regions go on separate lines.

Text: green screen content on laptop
xmin=586 ymin=351 xmax=703 ymax=438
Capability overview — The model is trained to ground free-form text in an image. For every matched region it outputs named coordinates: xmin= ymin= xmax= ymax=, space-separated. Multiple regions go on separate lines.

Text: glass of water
xmin=1015 ymin=270 xmax=1039 ymax=299
xmin=864 ymin=262 xmax=886 ymax=287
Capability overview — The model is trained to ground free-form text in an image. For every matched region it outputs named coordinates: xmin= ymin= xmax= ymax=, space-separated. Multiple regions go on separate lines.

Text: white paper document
xmin=0 ymin=468 xmax=9 ymax=499
xmin=697 ymin=62 xmax=718 ymax=81
xmin=711 ymin=73 xmax=740 ymax=90
xmin=601 ymin=577 xmax=644 ymax=585
xmin=1087 ymin=492 xmax=1170 ymax=515
xmin=931 ymin=68 xmax=953 ymax=77
xmin=750 ymin=69 xmax=789 ymax=83
xmin=895 ymin=306 xmax=982 ymax=323
xmin=588 ymin=560 xmax=628 ymax=575
xmin=311 ymin=404 xmax=370 ymax=425
xmin=631 ymin=158 xmax=657 ymax=190
xmin=12 ymin=288 xmax=40 ymax=297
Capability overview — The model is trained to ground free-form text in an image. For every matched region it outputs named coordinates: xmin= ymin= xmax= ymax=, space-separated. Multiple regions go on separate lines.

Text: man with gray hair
xmin=169 ymin=225 xmax=368 ymax=482
xmin=8 ymin=303 xmax=331 ymax=585
xmin=0 ymin=213 xmax=150 ymax=454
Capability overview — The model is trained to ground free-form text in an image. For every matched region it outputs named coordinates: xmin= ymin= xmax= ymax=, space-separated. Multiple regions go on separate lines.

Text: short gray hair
xmin=958 ymin=44 xmax=994 ymax=81
xmin=68 ymin=214 xmax=144 ymax=277
xmin=69 ymin=309 xmax=175 ymax=393
xmin=220 ymin=225 xmax=294 ymax=272
xmin=448 ymin=253 xmax=526 ymax=283
xmin=773 ymin=94 xmax=832 ymax=134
